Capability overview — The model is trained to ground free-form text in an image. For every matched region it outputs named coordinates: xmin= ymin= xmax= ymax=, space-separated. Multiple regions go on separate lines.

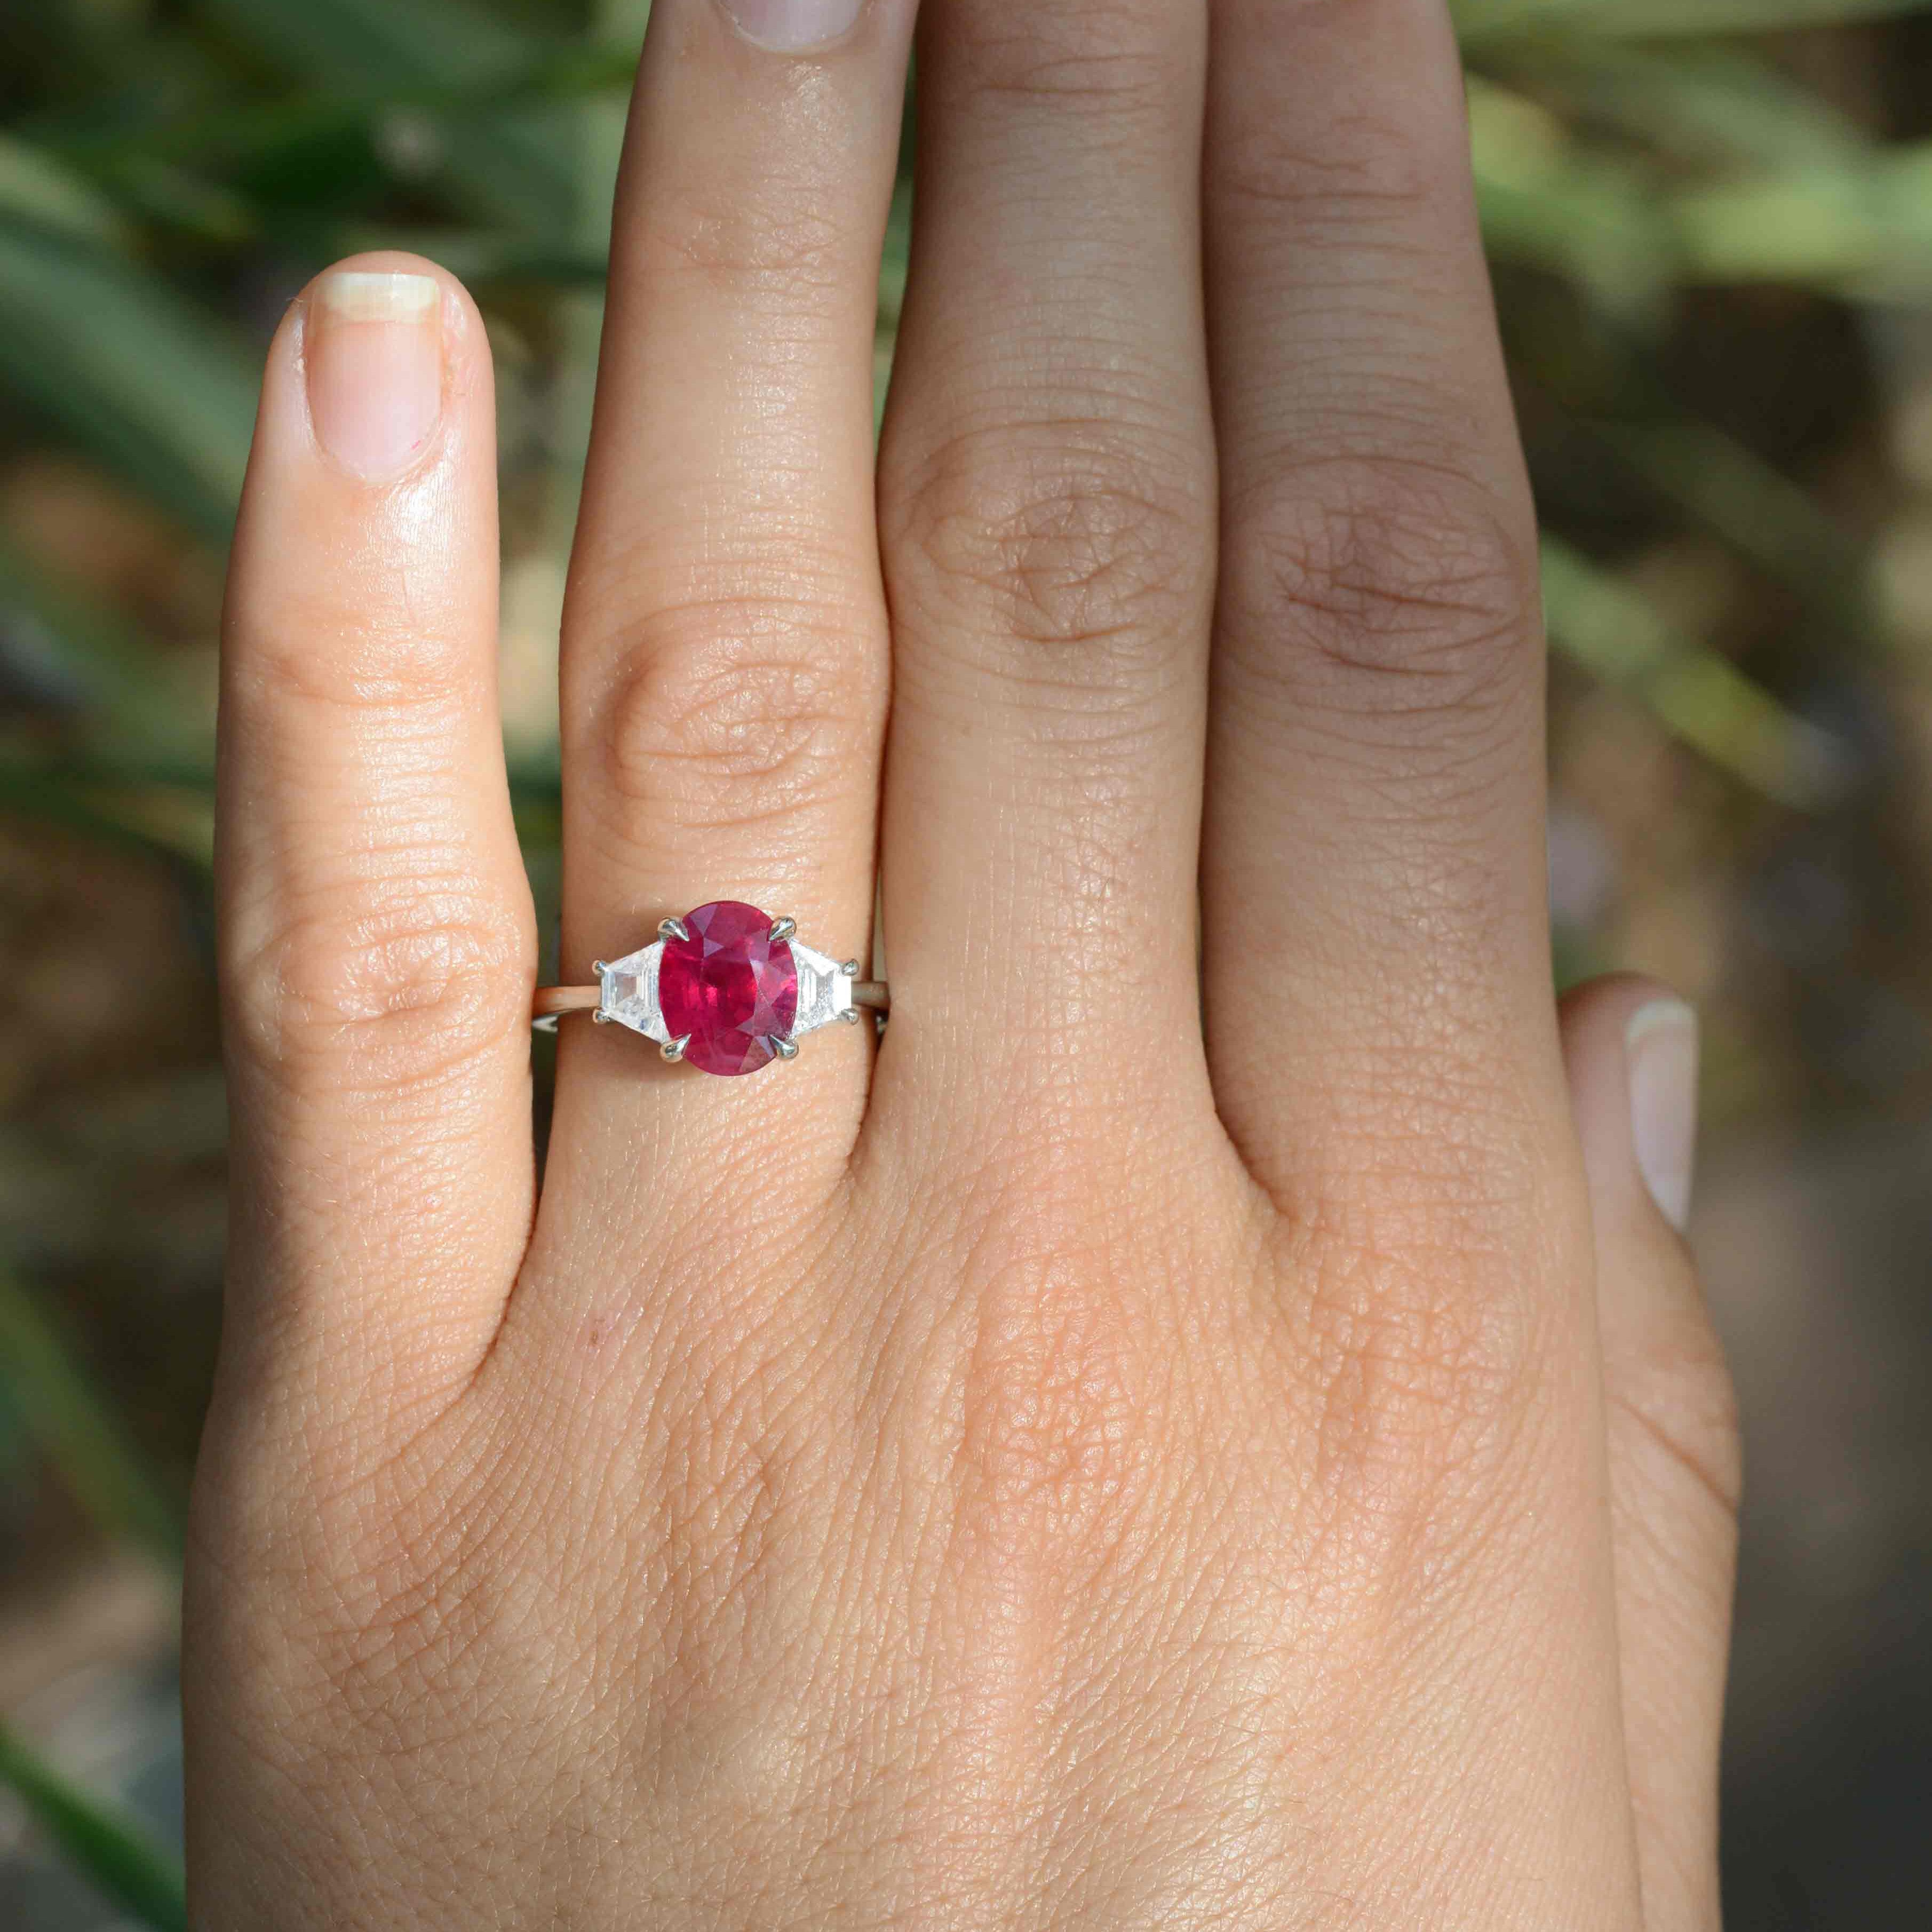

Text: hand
xmin=186 ymin=0 xmax=1739 ymax=1925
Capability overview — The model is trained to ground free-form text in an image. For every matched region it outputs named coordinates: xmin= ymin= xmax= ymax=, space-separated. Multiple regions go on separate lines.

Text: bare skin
xmin=186 ymin=0 xmax=1740 ymax=1926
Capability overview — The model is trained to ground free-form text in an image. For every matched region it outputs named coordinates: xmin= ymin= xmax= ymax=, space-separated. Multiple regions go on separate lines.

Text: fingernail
xmin=1625 ymin=999 xmax=1699 ymax=1234
xmin=306 ymin=271 xmax=443 ymax=481
xmin=718 ymin=0 xmax=864 ymax=53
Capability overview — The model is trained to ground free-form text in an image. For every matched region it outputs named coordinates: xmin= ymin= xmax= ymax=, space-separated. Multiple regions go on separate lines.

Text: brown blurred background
xmin=2 ymin=1 xmax=1930 ymax=1926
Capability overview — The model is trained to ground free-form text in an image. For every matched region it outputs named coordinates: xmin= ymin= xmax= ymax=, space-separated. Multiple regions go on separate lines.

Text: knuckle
xmin=234 ymin=592 xmax=476 ymax=717
xmin=948 ymin=1241 xmax=1168 ymax=1577
xmin=1281 ymin=1172 xmax=1569 ymax=1532
xmin=1220 ymin=455 xmax=1539 ymax=736
xmin=594 ymin=602 xmax=879 ymax=832
xmin=941 ymin=0 xmax=1180 ymax=105
xmin=1306 ymin=1250 xmax=1543 ymax=1499
xmin=1214 ymin=101 xmax=1444 ymax=234
xmin=646 ymin=184 xmax=853 ymax=302
xmin=888 ymin=423 xmax=1209 ymax=657
xmin=1610 ymin=1292 xmax=1744 ymax=1520
xmin=228 ymin=879 xmax=531 ymax=1091
xmin=904 ymin=1146 xmax=1186 ymax=1580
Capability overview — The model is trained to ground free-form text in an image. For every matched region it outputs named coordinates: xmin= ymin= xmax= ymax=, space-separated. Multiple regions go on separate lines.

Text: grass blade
xmin=0 ymin=1270 xmax=186 ymax=1567
xmin=1541 ymin=535 xmax=1847 ymax=806
xmin=0 ymin=133 xmax=130 ymax=249
xmin=1459 ymin=0 xmax=1932 ymax=41
xmin=1470 ymin=79 xmax=1673 ymax=321
xmin=201 ymin=0 xmax=582 ymax=232
xmin=1670 ymin=146 xmax=1932 ymax=290
xmin=0 ymin=219 xmax=256 ymax=545
xmin=0 ymin=1720 xmax=187 ymax=1932
xmin=1484 ymin=42 xmax=1869 ymax=174
xmin=1596 ymin=419 xmax=1874 ymax=639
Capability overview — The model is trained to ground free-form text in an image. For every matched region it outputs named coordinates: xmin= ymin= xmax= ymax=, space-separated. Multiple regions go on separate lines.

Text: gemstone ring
xmin=532 ymin=900 xmax=889 ymax=1077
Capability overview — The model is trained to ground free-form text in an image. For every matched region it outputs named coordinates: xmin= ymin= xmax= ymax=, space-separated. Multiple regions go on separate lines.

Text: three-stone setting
xmin=595 ymin=901 xmax=861 ymax=1076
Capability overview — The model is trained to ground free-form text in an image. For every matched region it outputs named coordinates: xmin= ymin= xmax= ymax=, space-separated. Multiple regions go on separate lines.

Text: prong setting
xmin=577 ymin=912 xmax=877 ymax=1067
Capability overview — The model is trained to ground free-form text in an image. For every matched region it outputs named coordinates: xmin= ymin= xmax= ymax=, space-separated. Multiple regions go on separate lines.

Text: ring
xmin=532 ymin=900 xmax=888 ymax=1078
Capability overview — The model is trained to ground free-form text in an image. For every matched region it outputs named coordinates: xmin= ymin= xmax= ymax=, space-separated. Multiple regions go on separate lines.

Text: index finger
xmin=217 ymin=255 xmax=536 ymax=1409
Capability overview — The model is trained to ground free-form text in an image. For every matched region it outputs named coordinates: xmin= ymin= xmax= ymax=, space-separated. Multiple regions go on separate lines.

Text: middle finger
xmin=874 ymin=0 xmax=1218 ymax=1128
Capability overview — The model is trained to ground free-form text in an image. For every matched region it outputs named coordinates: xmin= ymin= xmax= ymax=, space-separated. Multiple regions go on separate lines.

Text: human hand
xmin=186 ymin=0 xmax=1739 ymax=1925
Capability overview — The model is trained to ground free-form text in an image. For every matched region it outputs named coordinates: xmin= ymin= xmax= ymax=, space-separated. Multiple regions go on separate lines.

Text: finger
xmin=1563 ymin=976 xmax=1739 ymax=1932
xmin=873 ymin=0 xmax=1218 ymax=1119
xmin=218 ymin=255 xmax=535 ymax=1404
xmin=552 ymin=0 xmax=915 ymax=1164
xmin=1199 ymin=0 xmax=1557 ymax=1204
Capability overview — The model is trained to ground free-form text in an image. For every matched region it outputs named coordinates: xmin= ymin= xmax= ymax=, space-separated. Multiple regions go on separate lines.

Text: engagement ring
xmin=533 ymin=900 xmax=888 ymax=1077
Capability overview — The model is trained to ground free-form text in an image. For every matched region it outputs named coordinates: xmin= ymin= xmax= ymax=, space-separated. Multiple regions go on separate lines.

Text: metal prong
xmin=841 ymin=959 xmax=861 ymax=976
xmin=658 ymin=916 xmax=690 ymax=943
xmin=591 ymin=960 xmax=608 ymax=975
xmin=770 ymin=916 xmax=798 ymax=944
xmin=770 ymin=1034 xmax=799 ymax=1061
xmin=661 ymin=1034 xmax=690 ymax=1063
xmin=592 ymin=1009 xmax=613 ymax=1025
xmin=840 ymin=1007 xmax=862 ymax=1025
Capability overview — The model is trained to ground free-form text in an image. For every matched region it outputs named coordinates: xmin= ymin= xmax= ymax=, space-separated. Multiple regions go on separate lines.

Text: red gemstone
xmin=658 ymin=901 xmax=798 ymax=1077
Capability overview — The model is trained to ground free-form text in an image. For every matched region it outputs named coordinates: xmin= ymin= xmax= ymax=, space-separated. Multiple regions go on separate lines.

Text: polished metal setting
xmin=599 ymin=934 xmax=859 ymax=1045
xmin=532 ymin=910 xmax=888 ymax=1064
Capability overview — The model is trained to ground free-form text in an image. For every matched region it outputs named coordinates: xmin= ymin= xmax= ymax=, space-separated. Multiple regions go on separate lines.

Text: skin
xmin=185 ymin=0 xmax=1742 ymax=1926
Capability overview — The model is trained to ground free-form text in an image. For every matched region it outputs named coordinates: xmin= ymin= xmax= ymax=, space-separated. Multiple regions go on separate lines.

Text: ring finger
xmin=549 ymin=0 xmax=916 ymax=1209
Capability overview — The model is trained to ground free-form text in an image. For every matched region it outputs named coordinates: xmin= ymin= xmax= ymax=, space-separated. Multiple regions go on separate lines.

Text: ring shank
xmin=532 ymin=985 xmax=601 ymax=1019
xmin=530 ymin=980 xmax=889 ymax=1024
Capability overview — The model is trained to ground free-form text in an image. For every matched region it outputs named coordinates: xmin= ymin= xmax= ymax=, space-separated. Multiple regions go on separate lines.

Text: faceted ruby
xmin=658 ymin=901 xmax=798 ymax=1077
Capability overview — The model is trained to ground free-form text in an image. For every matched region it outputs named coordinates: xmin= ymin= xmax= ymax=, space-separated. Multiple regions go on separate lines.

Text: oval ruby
xmin=658 ymin=901 xmax=798 ymax=1077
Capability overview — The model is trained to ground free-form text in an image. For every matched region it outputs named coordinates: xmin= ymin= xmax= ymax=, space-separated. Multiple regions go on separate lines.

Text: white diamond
xmin=599 ymin=941 xmax=670 ymax=1043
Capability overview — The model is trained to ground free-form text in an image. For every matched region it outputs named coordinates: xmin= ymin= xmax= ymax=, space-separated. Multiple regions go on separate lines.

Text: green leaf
xmin=1669 ymin=146 xmax=1932 ymax=291
xmin=1459 ymin=0 xmax=1932 ymax=41
xmin=0 ymin=133 xmax=130 ymax=249
xmin=1594 ymin=420 xmax=1874 ymax=640
xmin=1485 ymin=42 xmax=1869 ymax=175
xmin=0 ymin=1270 xmax=186 ymax=1567
xmin=0 ymin=220 xmax=256 ymax=544
xmin=1470 ymin=80 xmax=1674 ymax=322
xmin=0 ymin=537 xmax=211 ymax=757
xmin=200 ymin=0 xmax=583 ymax=232
xmin=1540 ymin=535 xmax=1846 ymax=807
xmin=0 ymin=1719 xmax=187 ymax=1932
xmin=39 ymin=45 xmax=643 ymax=174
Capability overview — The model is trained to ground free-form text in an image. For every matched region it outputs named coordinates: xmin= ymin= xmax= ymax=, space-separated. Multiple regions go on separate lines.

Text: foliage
xmin=2 ymin=0 xmax=1927 ymax=1922
xmin=0 ymin=1718 xmax=187 ymax=1932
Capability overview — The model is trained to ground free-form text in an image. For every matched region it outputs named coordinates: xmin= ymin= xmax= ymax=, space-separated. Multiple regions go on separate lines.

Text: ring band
xmin=532 ymin=900 xmax=887 ymax=1078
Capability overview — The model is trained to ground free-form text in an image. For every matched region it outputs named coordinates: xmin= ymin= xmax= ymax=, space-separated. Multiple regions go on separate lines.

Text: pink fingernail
xmin=1625 ymin=999 xmax=1700 ymax=1234
xmin=719 ymin=0 xmax=864 ymax=52
xmin=306 ymin=271 xmax=444 ymax=482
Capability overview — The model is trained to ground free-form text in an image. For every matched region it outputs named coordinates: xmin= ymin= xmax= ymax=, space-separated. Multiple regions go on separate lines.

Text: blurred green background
xmin=3 ymin=0 xmax=1931 ymax=1925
